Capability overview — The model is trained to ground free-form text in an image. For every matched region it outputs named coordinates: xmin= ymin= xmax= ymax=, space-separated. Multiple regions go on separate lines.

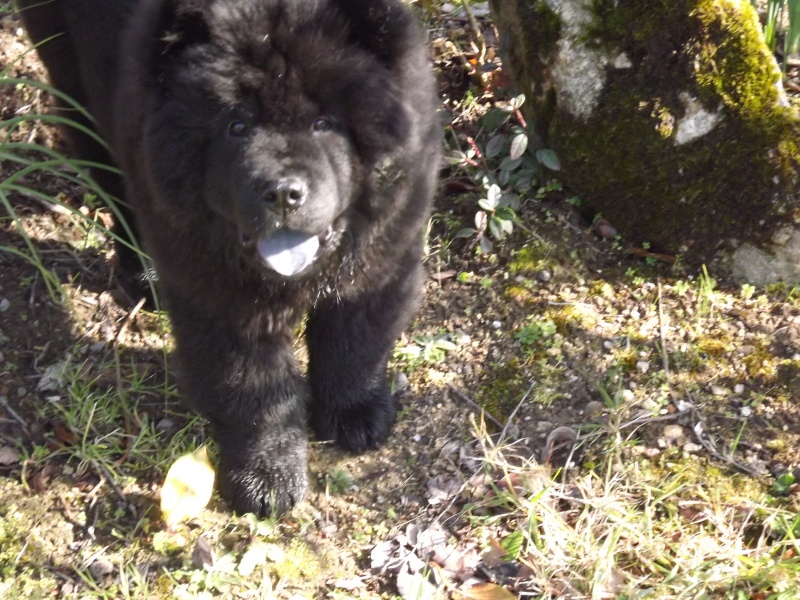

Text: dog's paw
xmin=216 ymin=432 xmax=308 ymax=517
xmin=312 ymin=392 xmax=396 ymax=454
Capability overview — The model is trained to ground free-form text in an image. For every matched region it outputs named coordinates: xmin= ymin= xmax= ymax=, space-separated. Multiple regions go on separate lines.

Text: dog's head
xmin=130 ymin=0 xmax=425 ymax=280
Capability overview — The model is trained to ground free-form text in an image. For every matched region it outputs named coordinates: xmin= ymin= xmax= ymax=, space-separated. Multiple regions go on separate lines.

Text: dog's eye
xmin=312 ymin=117 xmax=332 ymax=132
xmin=228 ymin=120 xmax=248 ymax=136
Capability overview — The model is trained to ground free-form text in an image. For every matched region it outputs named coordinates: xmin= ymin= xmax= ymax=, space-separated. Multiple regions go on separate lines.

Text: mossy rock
xmin=489 ymin=0 xmax=800 ymax=283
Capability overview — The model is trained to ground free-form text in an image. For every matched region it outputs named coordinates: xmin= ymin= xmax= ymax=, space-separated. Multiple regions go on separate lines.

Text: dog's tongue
xmin=257 ymin=229 xmax=320 ymax=276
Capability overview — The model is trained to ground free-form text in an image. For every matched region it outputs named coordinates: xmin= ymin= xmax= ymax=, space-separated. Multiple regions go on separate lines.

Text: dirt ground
xmin=1 ymin=3 xmax=800 ymax=598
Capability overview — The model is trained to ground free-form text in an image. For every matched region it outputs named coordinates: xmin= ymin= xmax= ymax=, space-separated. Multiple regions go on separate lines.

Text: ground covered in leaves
xmin=2 ymin=2 xmax=800 ymax=599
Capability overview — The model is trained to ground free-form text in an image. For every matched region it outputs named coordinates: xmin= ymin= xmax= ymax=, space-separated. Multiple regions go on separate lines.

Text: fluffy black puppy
xmin=17 ymin=0 xmax=440 ymax=516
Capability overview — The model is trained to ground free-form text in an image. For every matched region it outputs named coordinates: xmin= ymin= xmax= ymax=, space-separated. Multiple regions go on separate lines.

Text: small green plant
xmin=447 ymin=94 xmax=560 ymax=253
xmin=757 ymin=0 xmax=800 ymax=69
xmin=326 ymin=469 xmax=354 ymax=495
xmin=697 ymin=264 xmax=718 ymax=315
xmin=641 ymin=241 xmax=658 ymax=266
xmin=772 ymin=471 xmax=796 ymax=496
xmin=393 ymin=333 xmax=457 ymax=372
xmin=514 ymin=317 xmax=557 ymax=351
xmin=673 ymin=279 xmax=691 ymax=297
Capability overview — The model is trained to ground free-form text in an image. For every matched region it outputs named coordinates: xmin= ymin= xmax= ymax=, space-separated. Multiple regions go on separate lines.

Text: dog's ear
xmin=153 ymin=0 xmax=212 ymax=57
xmin=332 ymin=0 xmax=421 ymax=67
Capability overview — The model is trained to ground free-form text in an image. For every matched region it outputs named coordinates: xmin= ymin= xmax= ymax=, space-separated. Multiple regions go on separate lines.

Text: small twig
xmin=91 ymin=459 xmax=135 ymax=513
xmin=114 ymin=296 xmax=146 ymax=345
xmin=657 ymin=278 xmax=670 ymax=379
xmin=446 ymin=383 xmax=504 ymax=430
xmin=499 ymin=381 xmax=536 ymax=443
xmin=114 ymin=296 xmax=147 ymax=394
xmin=625 ymin=246 xmax=676 ymax=264
xmin=691 ymin=420 xmax=762 ymax=478
xmin=547 ymin=301 xmax=596 ymax=308
xmin=460 ymin=0 xmax=486 ymax=64
xmin=0 ymin=396 xmax=32 ymax=439
xmin=619 ymin=408 xmax=692 ymax=431
xmin=435 ymin=383 xmax=535 ymax=525
xmin=513 ymin=106 xmax=528 ymax=131
xmin=27 ymin=271 xmax=39 ymax=307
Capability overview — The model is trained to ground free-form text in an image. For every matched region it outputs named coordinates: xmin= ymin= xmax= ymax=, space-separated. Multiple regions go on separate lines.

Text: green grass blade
xmin=765 ymin=0 xmax=785 ymax=51
xmin=786 ymin=0 xmax=800 ymax=54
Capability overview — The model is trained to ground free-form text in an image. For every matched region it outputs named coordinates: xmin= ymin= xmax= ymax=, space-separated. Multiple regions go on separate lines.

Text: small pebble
xmin=491 ymin=320 xmax=501 ymax=330
xmin=683 ymin=442 xmax=703 ymax=454
xmin=156 ymin=418 xmax=176 ymax=432
xmin=393 ymin=372 xmax=409 ymax=391
xmin=740 ymin=405 xmax=753 ymax=417
xmin=662 ymin=424 xmax=684 ymax=442
xmin=636 ymin=361 xmax=650 ymax=373
xmin=454 ymin=331 xmax=471 ymax=344
xmin=621 ymin=389 xmax=635 ymax=402
xmin=538 ymin=269 xmax=552 ymax=283
xmin=89 ymin=559 xmax=114 ymax=580
xmin=592 ymin=218 xmax=618 ymax=239
xmin=0 ymin=298 xmax=9 ymax=312
xmin=733 ymin=383 xmax=744 ymax=395
xmin=584 ymin=401 xmax=604 ymax=419
xmin=770 ymin=463 xmax=788 ymax=478
xmin=710 ymin=385 xmax=728 ymax=396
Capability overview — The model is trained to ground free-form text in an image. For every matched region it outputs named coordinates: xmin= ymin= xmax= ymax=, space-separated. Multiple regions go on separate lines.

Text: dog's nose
xmin=264 ymin=179 xmax=307 ymax=211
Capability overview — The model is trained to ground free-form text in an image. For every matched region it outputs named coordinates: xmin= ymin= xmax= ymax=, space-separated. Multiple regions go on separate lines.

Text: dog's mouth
xmin=251 ymin=219 xmax=342 ymax=277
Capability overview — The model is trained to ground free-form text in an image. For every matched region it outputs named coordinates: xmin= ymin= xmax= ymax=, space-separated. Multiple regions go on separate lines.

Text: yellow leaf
xmin=161 ymin=445 xmax=215 ymax=527
xmin=452 ymin=583 xmax=517 ymax=600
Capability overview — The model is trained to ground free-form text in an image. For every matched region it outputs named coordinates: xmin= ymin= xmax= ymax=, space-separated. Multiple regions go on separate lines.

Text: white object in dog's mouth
xmin=257 ymin=229 xmax=321 ymax=276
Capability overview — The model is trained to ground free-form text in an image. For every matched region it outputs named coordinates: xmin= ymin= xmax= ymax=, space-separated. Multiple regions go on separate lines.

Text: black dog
xmin=17 ymin=0 xmax=440 ymax=515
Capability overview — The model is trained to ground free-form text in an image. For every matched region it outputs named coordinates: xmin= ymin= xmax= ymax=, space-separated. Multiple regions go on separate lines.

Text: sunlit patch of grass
xmin=462 ymin=386 xmax=800 ymax=598
xmin=24 ymin=349 xmax=203 ymax=482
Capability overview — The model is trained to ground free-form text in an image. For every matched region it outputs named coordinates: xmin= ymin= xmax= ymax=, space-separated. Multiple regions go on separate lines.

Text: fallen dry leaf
xmin=191 ymin=535 xmax=214 ymax=569
xmin=0 ymin=446 xmax=20 ymax=465
xmin=161 ymin=445 xmax=215 ymax=527
xmin=452 ymin=582 xmax=516 ymax=600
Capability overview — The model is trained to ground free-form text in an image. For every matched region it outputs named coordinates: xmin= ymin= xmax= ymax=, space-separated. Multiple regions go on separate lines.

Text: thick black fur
xmin=17 ymin=0 xmax=440 ymax=516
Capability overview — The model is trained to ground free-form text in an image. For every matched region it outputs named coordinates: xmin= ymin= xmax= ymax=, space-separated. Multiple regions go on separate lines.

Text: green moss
xmin=588 ymin=279 xmax=614 ymax=298
xmin=647 ymin=456 xmax=766 ymax=502
xmin=477 ymin=359 xmax=530 ymax=421
xmin=0 ymin=505 xmax=59 ymax=596
xmin=696 ymin=336 xmax=731 ymax=357
xmin=274 ymin=538 xmax=322 ymax=580
xmin=542 ymin=0 xmax=800 ymax=261
xmin=509 ymin=245 xmax=547 ymax=275
xmin=742 ymin=343 xmax=778 ymax=379
xmin=504 ymin=284 xmax=535 ymax=308
xmin=0 ymin=509 xmax=26 ymax=578
xmin=548 ymin=303 xmax=600 ymax=332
